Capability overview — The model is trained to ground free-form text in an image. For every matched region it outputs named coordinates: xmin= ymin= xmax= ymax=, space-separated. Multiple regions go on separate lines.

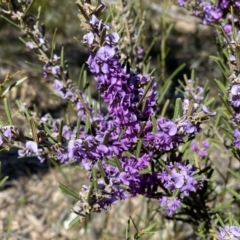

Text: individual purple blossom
xmin=229 ymin=84 xmax=240 ymax=108
xmin=89 ymin=14 xmax=109 ymax=34
xmin=191 ymin=140 xmax=210 ymax=158
xmin=177 ymin=0 xmax=186 ymax=6
xmin=159 ymin=196 xmax=181 ymax=216
xmin=62 ymin=125 xmax=72 ymax=140
xmin=234 ymin=128 xmax=240 ymax=149
xmin=56 ymin=147 xmax=69 ymax=163
xmin=200 ymin=2 xmax=222 ymax=25
xmin=18 ymin=141 xmax=38 ymax=157
xmin=52 ymin=65 xmax=61 ymax=75
xmin=2 ymin=126 xmax=14 ymax=141
xmin=68 ymin=139 xmax=93 ymax=170
xmin=144 ymin=131 xmax=181 ymax=152
xmin=201 ymin=105 xmax=217 ymax=116
xmin=83 ymin=32 xmax=94 ymax=46
xmin=0 ymin=135 xmax=3 ymax=146
xmin=218 ymin=226 xmax=240 ymax=240
xmin=191 ymin=140 xmax=199 ymax=151
xmin=158 ymin=161 xmax=203 ymax=196
xmin=26 ymin=42 xmax=35 ymax=49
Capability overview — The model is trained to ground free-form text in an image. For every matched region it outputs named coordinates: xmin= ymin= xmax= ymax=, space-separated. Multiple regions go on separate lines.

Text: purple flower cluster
xmin=191 ymin=140 xmax=210 ymax=158
xmin=0 ymin=0 xmax=212 ymax=220
xmin=157 ymin=161 xmax=204 ymax=216
xmin=218 ymin=226 xmax=240 ymax=240
xmin=178 ymin=0 xmax=240 ymax=37
xmin=228 ymin=77 xmax=240 ymax=149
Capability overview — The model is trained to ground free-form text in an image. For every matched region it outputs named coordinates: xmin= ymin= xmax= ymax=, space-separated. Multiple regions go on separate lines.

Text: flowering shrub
xmin=1 ymin=0 xmax=240 ymax=239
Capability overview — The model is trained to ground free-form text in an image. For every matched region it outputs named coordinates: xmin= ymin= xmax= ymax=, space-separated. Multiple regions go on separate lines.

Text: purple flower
xmin=2 ymin=126 xmax=14 ymax=141
xmin=89 ymin=14 xmax=109 ymax=33
xmin=53 ymin=79 xmax=64 ymax=91
xmin=229 ymin=84 xmax=240 ymax=108
xmin=201 ymin=105 xmax=217 ymax=116
xmin=56 ymin=148 xmax=69 ymax=163
xmin=18 ymin=141 xmax=38 ymax=157
xmin=218 ymin=226 xmax=240 ymax=240
xmin=191 ymin=140 xmax=199 ymax=151
xmin=52 ymin=65 xmax=61 ymax=75
xmin=105 ymin=33 xmax=119 ymax=45
xmin=83 ymin=32 xmax=94 ymax=46
xmin=159 ymin=196 xmax=181 ymax=216
xmin=191 ymin=140 xmax=209 ymax=158
xmin=234 ymin=128 xmax=240 ymax=149
xmin=158 ymin=161 xmax=202 ymax=196
xmin=26 ymin=42 xmax=35 ymax=49
xmin=96 ymin=46 xmax=115 ymax=61
xmin=0 ymin=135 xmax=3 ymax=146
xmin=177 ymin=0 xmax=186 ymax=6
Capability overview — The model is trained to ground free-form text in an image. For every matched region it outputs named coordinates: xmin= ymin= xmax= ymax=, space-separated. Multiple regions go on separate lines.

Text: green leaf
xmin=204 ymin=97 xmax=214 ymax=107
xmin=119 ymin=184 xmax=131 ymax=191
xmin=173 ymin=98 xmax=182 ymax=120
xmin=216 ymin=214 xmax=225 ymax=227
xmin=227 ymin=188 xmax=240 ymax=200
xmin=228 ymin=169 xmax=240 ymax=180
xmin=214 ymin=79 xmax=227 ymax=96
xmin=4 ymin=98 xmax=13 ymax=125
xmin=97 ymin=160 xmax=109 ymax=184
xmin=142 ymin=223 xmax=157 ymax=233
xmin=58 ymin=183 xmax=80 ymax=200
xmin=136 ymin=140 xmax=143 ymax=159
xmin=139 ymin=166 xmax=151 ymax=175
xmin=211 ymin=199 xmax=233 ymax=213
xmin=0 ymin=176 xmax=8 ymax=187
xmin=68 ymin=215 xmax=81 ymax=228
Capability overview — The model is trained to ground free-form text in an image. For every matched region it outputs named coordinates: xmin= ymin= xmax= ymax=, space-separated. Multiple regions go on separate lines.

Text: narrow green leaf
xmin=4 ymin=98 xmax=13 ymax=125
xmin=215 ymin=79 xmax=227 ymax=96
xmin=97 ymin=160 xmax=109 ymax=184
xmin=228 ymin=169 xmax=240 ymax=180
xmin=61 ymin=46 xmax=65 ymax=68
xmin=136 ymin=140 xmax=143 ymax=159
xmin=0 ymin=119 xmax=6 ymax=127
xmin=114 ymin=156 xmax=123 ymax=172
xmin=173 ymin=98 xmax=182 ymax=120
xmin=92 ymin=167 xmax=98 ymax=193
xmin=119 ymin=184 xmax=131 ymax=191
xmin=24 ymin=0 xmax=36 ymax=15
xmin=151 ymin=114 xmax=157 ymax=133
xmin=78 ymin=64 xmax=85 ymax=89
xmin=216 ymin=214 xmax=225 ymax=227
xmin=58 ymin=119 xmax=63 ymax=143
xmin=59 ymin=183 xmax=80 ymax=200
xmin=204 ymin=97 xmax=215 ymax=107
xmin=143 ymin=223 xmax=157 ymax=232
xmin=218 ymin=94 xmax=233 ymax=116
xmin=122 ymin=151 xmax=134 ymax=157
xmin=29 ymin=118 xmax=38 ymax=143
xmin=0 ymin=176 xmax=8 ymax=187
xmin=227 ymin=188 xmax=240 ymax=200
xmin=139 ymin=166 xmax=151 ymax=175
xmin=104 ymin=5 xmax=116 ymax=22
xmin=68 ymin=215 xmax=81 ymax=228
xmin=51 ymin=28 xmax=58 ymax=59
